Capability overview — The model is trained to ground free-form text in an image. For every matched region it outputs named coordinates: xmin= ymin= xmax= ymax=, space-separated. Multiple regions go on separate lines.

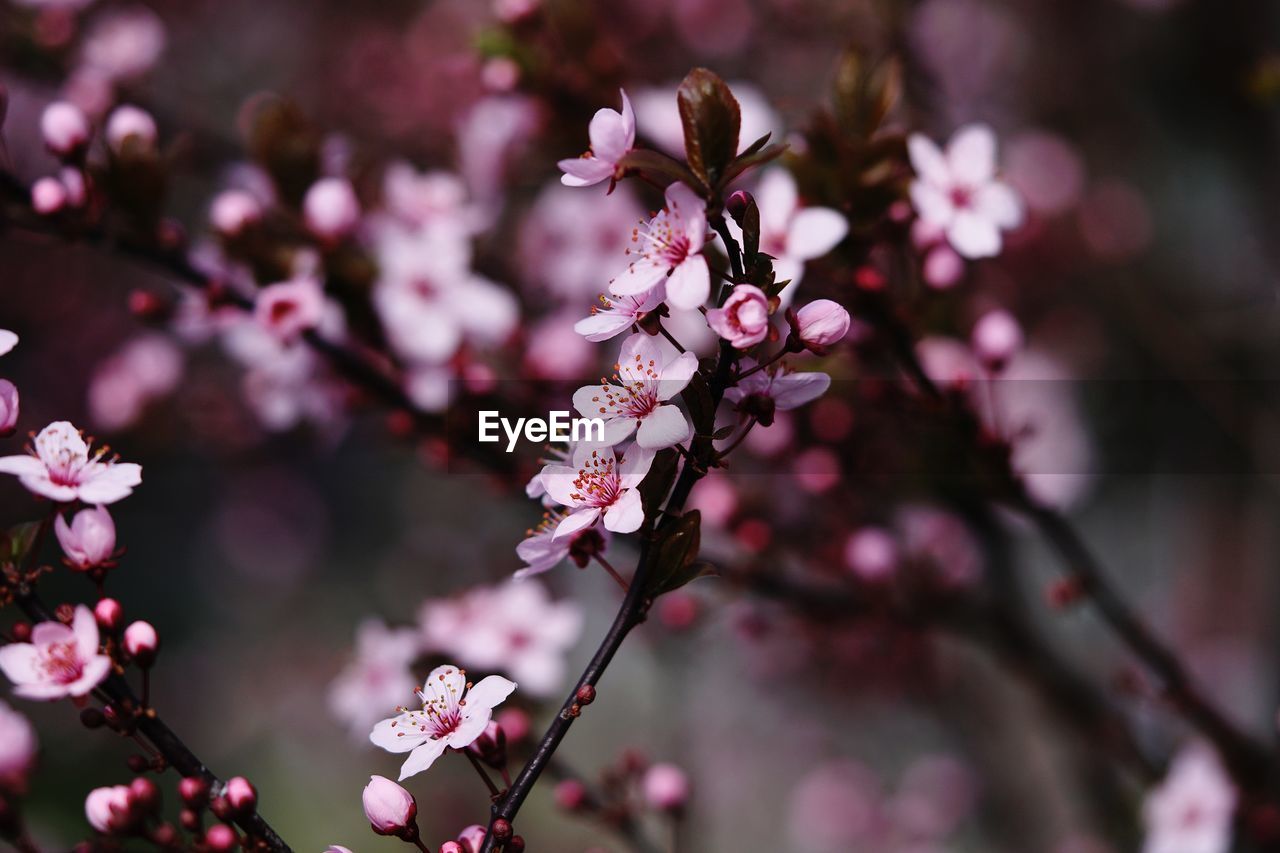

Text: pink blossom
xmin=908 ymin=124 xmax=1023 ymax=259
xmin=515 ymin=510 xmax=593 ymax=578
xmin=0 ymin=605 xmax=112 ymax=700
xmin=456 ymin=825 xmax=487 ymax=853
xmin=31 ymin=178 xmax=68 ymax=215
xmin=80 ymin=7 xmax=166 ymax=82
xmin=0 ymin=701 xmax=37 ymax=784
xmin=420 ymin=582 xmax=582 ymax=697
xmin=557 ymin=89 xmax=635 ymax=188
xmin=369 ymin=664 xmax=516 ymax=780
xmin=0 ymin=421 xmax=142 ymax=504
xmin=328 ymin=619 xmax=420 ymax=738
xmin=0 ymin=380 xmax=18 ymax=435
xmin=87 ymin=333 xmax=184 ymax=432
xmin=971 ymin=309 xmax=1023 ymax=370
xmin=122 ymin=621 xmax=158 ymax=663
xmin=746 ymin=170 xmax=848 ymax=300
xmin=574 ymin=286 xmax=666 ymax=342
xmin=519 ymin=182 xmax=643 ymax=301
xmin=707 ymin=284 xmax=771 ymax=348
xmin=0 ymin=330 xmax=17 ymax=357
xmin=55 ymin=505 xmax=116 ymax=570
xmin=209 ymin=190 xmax=263 ymax=236
xmin=1142 ymin=743 xmax=1236 ymax=853
xmin=85 ymin=785 xmax=135 ymax=834
xmin=844 ymin=527 xmax=899 ymax=582
xmin=104 ymin=105 xmax=157 ymax=153
xmin=922 ymin=243 xmax=964 ymax=289
xmin=540 ymin=443 xmax=654 ymax=539
xmin=303 ymin=178 xmax=361 ymax=242
xmin=41 ymin=102 xmax=90 ymax=156
xmin=725 ymin=361 xmax=831 ymax=413
xmin=793 ymin=299 xmax=851 ymax=351
xmin=610 ymin=182 xmax=710 ymax=310
xmin=525 ymin=312 xmax=596 ymax=380
xmin=643 ymin=763 xmax=690 ymax=812
xmin=382 ymin=163 xmax=481 ymax=235
xmin=254 ymin=278 xmax=326 ymax=343
xmin=572 ymin=333 xmax=698 ymax=449
xmin=362 ymin=775 xmax=417 ymax=836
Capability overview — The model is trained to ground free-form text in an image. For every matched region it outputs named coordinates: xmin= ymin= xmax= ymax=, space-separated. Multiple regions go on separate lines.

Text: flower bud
xmin=123 ymin=621 xmax=159 ymax=666
xmin=225 ymin=776 xmax=257 ymax=814
xmin=363 ymin=775 xmax=417 ymax=837
xmin=508 ymin=836 xmax=526 ymax=852
xmin=40 ymin=102 xmax=90 ymax=157
xmin=59 ymin=167 xmax=87 ymax=207
xmin=326 ymin=847 xmax=356 ymax=853
xmin=0 ymin=701 xmax=36 ymax=783
xmin=553 ymin=779 xmax=588 ymax=812
xmin=105 ymin=105 xmax=157 ymax=154
xmin=0 ymin=380 xmax=18 ymax=437
xmin=923 ymin=244 xmax=964 ymax=289
xmin=94 ymin=598 xmax=124 ymax=631
xmin=725 ymin=189 xmax=752 ymax=223
xmin=970 ymin=309 xmax=1023 ymax=372
xmin=491 ymin=819 xmax=512 ymax=842
xmin=466 ymin=721 xmax=507 ymax=769
xmin=844 ymin=527 xmax=899 ymax=582
xmin=456 ymin=824 xmax=487 ymax=852
xmin=643 ymin=763 xmax=690 ymax=813
xmin=128 ymin=777 xmax=160 ymax=812
xmin=793 ymin=299 xmax=851 ymax=353
xmin=204 ymin=823 xmax=238 ymax=851
xmin=495 ymin=708 xmax=531 ymax=743
xmin=303 ymin=177 xmax=360 ymax=242
xmin=85 ymin=785 xmax=134 ymax=834
xmin=56 ymin=506 xmax=116 ymax=571
xmin=179 ymin=777 xmax=209 ymax=808
xmin=210 ymin=190 xmax=263 ymax=237
xmin=30 ymin=177 xmax=67 ymax=215
xmin=439 ymin=844 xmax=464 ymax=853
xmin=707 ymin=284 xmax=770 ymax=349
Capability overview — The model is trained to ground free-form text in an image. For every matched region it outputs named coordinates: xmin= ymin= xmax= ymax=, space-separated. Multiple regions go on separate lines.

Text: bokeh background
xmin=3 ymin=0 xmax=1280 ymax=850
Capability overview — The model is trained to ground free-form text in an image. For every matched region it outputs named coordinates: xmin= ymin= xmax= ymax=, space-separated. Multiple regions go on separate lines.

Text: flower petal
xmin=665 ymin=256 xmax=710 ymax=310
xmin=786 ymin=208 xmax=848 ymax=261
xmin=602 ymin=488 xmax=645 ymax=533
xmin=370 ymin=714 xmax=428 ymax=754
xmin=552 ymin=507 xmax=602 ymax=540
xmin=909 ymin=181 xmax=954 ymax=228
xmin=770 ymin=372 xmax=832 ymax=410
xmin=462 ymin=675 xmax=517 ymax=713
xmin=539 ymin=464 xmax=583 ymax=507
xmin=973 ymin=181 xmax=1023 ymax=229
xmin=656 ymin=351 xmax=699 ymax=401
xmin=77 ymin=463 xmax=142 ymax=505
xmin=947 ymin=124 xmax=997 ymax=186
xmin=0 ymin=643 xmax=40 ymax=685
xmin=907 ymin=134 xmax=950 ymax=186
xmin=636 ymin=405 xmax=691 ymax=450
xmin=68 ymin=656 xmax=111 ymax=697
xmin=398 ymin=738 xmax=448 ymax=780
xmin=609 ymin=260 xmax=668 ymax=297
xmin=557 ymin=157 xmax=612 ymax=188
xmin=947 ymin=210 xmax=1001 ymax=259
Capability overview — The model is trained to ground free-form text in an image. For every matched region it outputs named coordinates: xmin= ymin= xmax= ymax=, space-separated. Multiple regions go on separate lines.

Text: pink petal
xmin=636 ymin=405 xmax=691 ymax=450
xmin=755 ymin=169 xmax=797 ymax=237
xmin=947 ymin=211 xmax=1002 ymax=259
xmin=552 ymin=507 xmax=602 ymax=541
xmin=0 ymin=456 xmax=46 ymax=478
xmin=665 ymin=256 xmax=710 ymax=310
xmin=0 ymin=644 xmax=40 ymax=685
xmin=574 ymin=311 xmax=635 ymax=342
xmin=72 ymin=605 xmax=100 ymax=657
xmin=370 ymin=714 xmax=427 ymax=754
xmin=600 ymin=417 xmax=638 ymax=446
xmin=907 ymin=134 xmax=950 ymax=186
xmin=609 ymin=260 xmax=668 ymax=297
xmin=973 ymin=182 xmax=1023 ymax=229
xmin=462 ymin=675 xmax=517 ymax=713
xmin=602 ymin=489 xmax=645 ymax=533
xmin=909 ymin=181 xmax=954 ymax=228
xmin=786 ymin=208 xmax=848 ymax=261
xmin=68 ymin=656 xmax=111 ymax=696
xmin=617 ymin=446 xmax=656 ymax=487
xmin=557 ymin=157 xmax=613 ymax=188
xmin=656 ymin=351 xmax=699 ymax=401
xmin=398 ymin=738 xmax=448 ymax=780
xmin=771 ymin=372 xmax=832 ymax=410
xmin=947 ymin=124 xmax=997 ymax=186
xmin=0 ymin=330 xmax=17 ymax=356
xmin=77 ymin=463 xmax=142 ymax=505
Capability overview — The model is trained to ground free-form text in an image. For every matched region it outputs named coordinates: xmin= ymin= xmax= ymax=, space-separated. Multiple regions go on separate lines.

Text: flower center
xmin=41 ymin=641 xmax=84 ymax=684
xmin=568 ymin=451 xmax=622 ymax=508
xmin=949 ymin=186 xmax=974 ymax=209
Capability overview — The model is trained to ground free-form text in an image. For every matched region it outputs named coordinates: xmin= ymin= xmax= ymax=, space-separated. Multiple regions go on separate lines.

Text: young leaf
xmin=646 ymin=510 xmax=707 ymax=597
xmin=681 ymin=372 xmax=716 ymax=433
xmin=639 ymin=448 xmax=680 ymax=516
xmin=677 ymin=68 xmax=741 ymax=188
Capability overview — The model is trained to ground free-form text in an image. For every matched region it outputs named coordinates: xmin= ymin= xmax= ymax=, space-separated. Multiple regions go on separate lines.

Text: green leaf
xmin=617 ymin=149 xmax=704 ymax=192
xmin=646 ymin=511 xmax=711 ymax=597
xmin=3 ymin=521 xmax=42 ymax=565
xmin=677 ymin=68 xmax=741 ymax=188
xmin=638 ymin=448 xmax=680 ymax=516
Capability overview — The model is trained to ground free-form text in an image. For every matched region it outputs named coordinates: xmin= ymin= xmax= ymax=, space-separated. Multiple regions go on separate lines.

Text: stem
xmin=656 ymin=322 xmax=687 ymax=354
xmin=734 ymin=349 xmax=787 ymax=381
xmin=464 ymin=749 xmax=502 ymax=798
xmin=593 ymin=554 xmax=630 ymax=593
xmin=713 ymin=418 xmax=756 ymax=460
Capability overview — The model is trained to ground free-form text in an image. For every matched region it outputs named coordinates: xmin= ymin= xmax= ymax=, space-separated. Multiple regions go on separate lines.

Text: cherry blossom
xmin=85 ymin=785 xmax=134 ymax=834
xmin=303 ymin=178 xmax=361 ymax=242
xmin=610 ymin=182 xmax=710 ymax=310
xmin=55 ymin=505 xmax=116 ymax=570
xmin=104 ymin=104 xmax=157 ymax=153
xmin=557 ymin=89 xmax=635 ymax=188
xmin=908 ymin=124 xmax=1023 ymax=259
xmin=0 ymin=605 xmax=112 ymax=700
xmin=362 ymin=775 xmax=417 ymax=836
xmin=1142 ymin=743 xmax=1236 ymax=853
xmin=0 ymin=330 xmax=19 ymax=357
xmin=574 ymin=286 xmax=667 ymax=343
xmin=540 ymin=443 xmax=654 ymax=539
xmin=0 ymin=701 xmax=36 ymax=784
xmin=328 ymin=619 xmax=420 ymax=738
xmin=793 ymin=299 xmax=851 ymax=352
xmin=519 ymin=183 xmax=643 ymax=301
xmin=0 ymin=381 xmax=18 ymax=436
xmin=706 ymin=284 xmax=771 ymax=348
xmin=369 ymin=664 xmax=516 ymax=780
xmin=742 ymin=170 xmax=848 ymax=300
xmin=0 ymin=421 xmax=142 ymax=504
xmin=725 ymin=361 xmax=832 ymax=413
xmin=515 ymin=510 xmax=601 ymax=578
xmin=572 ymin=333 xmax=698 ymax=449
xmin=253 ymin=278 xmax=327 ymax=343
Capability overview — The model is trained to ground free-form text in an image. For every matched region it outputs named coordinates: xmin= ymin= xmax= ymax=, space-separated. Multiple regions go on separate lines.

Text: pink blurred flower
xmin=0 ymin=331 xmax=17 ymax=357
xmin=0 ymin=701 xmax=37 ymax=784
xmin=382 ymin=163 xmax=481 ymax=235
xmin=104 ymin=104 xmax=156 ymax=153
xmin=0 ymin=381 xmax=18 ymax=436
xmin=519 ymin=182 xmax=643 ymax=301
xmin=369 ymin=664 xmax=516 ymax=780
xmin=921 ymin=243 xmax=965 ymax=289
xmin=0 ymin=421 xmax=142 ymax=504
xmin=41 ymin=102 xmax=91 ymax=156
xmin=0 ymin=605 xmax=111 ymax=700
xmin=55 ymin=505 xmax=116 ymax=570
xmin=80 ymin=7 xmax=166 ymax=82
xmin=610 ymin=181 xmax=710 ymax=310
xmin=362 ymin=775 xmax=417 ymax=836
xmin=844 ymin=527 xmax=899 ymax=582
xmin=88 ymin=333 xmax=184 ymax=432
xmin=525 ymin=311 xmax=596 ymax=380
xmin=209 ymin=190 xmax=263 ymax=236
xmin=897 ymin=504 xmax=982 ymax=587
xmin=515 ymin=510 xmax=606 ymax=578
xmin=725 ymin=361 xmax=831 ymax=414
xmin=328 ymin=619 xmax=420 ymax=739
xmin=31 ymin=177 xmax=68 ymax=215
xmin=574 ymin=287 xmax=666 ymax=342
xmin=85 ymin=785 xmax=134 ymax=834
xmin=541 ymin=443 xmax=654 ymax=538
xmin=748 ymin=170 xmax=848 ymax=300
xmin=707 ymin=284 xmax=770 ymax=348
xmin=558 ymin=89 xmax=635 ymax=188
xmin=254 ymin=278 xmax=326 ymax=343
xmin=303 ymin=178 xmax=361 ymax=242
xmin=1004 ymin=131 xmax=1086 ymax=216
xmin=1142 ymin=743 xmax=1236 ymax=853
xmin=788 ymin=760 xmax=886 ymax=852
xmin=908 ymin=124 xmax=1023 ymax=259
xmin=643 ymin=763 xmax=690 ymax=812
xmin=573 ymin=333 xmax=698 ymax=449
xmin=971 ymin=309 xmax=1023 ymax=370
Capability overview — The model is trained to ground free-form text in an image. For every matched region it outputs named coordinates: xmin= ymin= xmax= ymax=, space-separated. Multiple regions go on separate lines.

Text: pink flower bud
xmin=204 ymin=824 xmax=238 ymax=851
xmin=970 ymin=309 xmax=1023 ymax=371
xmin=128 ymin=776 xmax=160 ymax=811
xmin=439 ymin=844 xmax=464 ymax=853
xmin=923 ymin=244 xmax=964 ymax=289
xmin=495 ymin=708 xmax=531 ymax=743
xmin=55 ymin=506 xmax=116 ymax=570
xmin=455 ymin=825 xmax=487 ymax=853
xmin=326 ymin=848 xmax=355 ymax=853
xmin=210 ymin=190 xmax=262 ymax=237
xmin=793 ymin=300 xmax=851 ymax=352
xmin=363 ymin=775 xmax=417 ymax=836
xmin=94 ymin=597 xmax=124 ymax=631
xmin=553 ymin=779 xmax=588 ymax=811
xmin=31 ymin=177 xmax=67 ymax=215
xmin=225 ymin=776 xmax=257 ymax=813
xmin=466 ymin=720 xmax=507 ymax=769
xmin=303 ymin=177 xmax=360 ymax=242
xmin=0 ymin=380 xmax=17 ymax=436
xmin=0 ymin=701 xmax=36 ymax=784
xmin=105 ymin=105 xmax=157 ymax=154
xmin=59 ymin=167 xmax=88 ymax=207
xmin=643 ymin=763 xmax=690 ymax=812
xmin=41 ymin=102 xmax=90 ymax=157
xmin=85 ymin=785 xmax=134 ymax=834
xmin=706 ymin=284 xmax=770 ymax=349
xmin=123 ymin=621 xmax=158 ymax=666
xmin=844 ymin=527 xmax=899 ymax=582
xmin=725 ymin=189 xmax=752 ymax=221
xmin=254 ymin=277 xmax=326 ymax=342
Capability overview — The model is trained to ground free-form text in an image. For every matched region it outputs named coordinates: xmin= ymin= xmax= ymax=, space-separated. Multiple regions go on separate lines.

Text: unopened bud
xmin=575 ymin=685 xmax=596 ymax=706
xmin=971 ymin=308 xmax=1023 ymax=372
xmin=466 ymin=721 xmax=507 ymax=769
xmin=41 ymin=101 xmax=90 ymax=157
xmin=204 ymin=823 xmax=238 ymax=851
xmin=225 ymin=776 xmax=257 ymax=814
xmin=643 ymin=763 xmax=690 ymax=813
xmin=81 ymin=707 xmax=106 ymax=729
xmin=439 ymin=844 xmax=464 ymax=853
xmin=123 ymin=621 xmax=158 ymax=666
xmin=95 ymin=598 xmax=123 ymax=631
xmin=363 ymin=776 xmax=417 ymax=837
xmin=725 ymin=190 xmax=752 ymax=223
xmin=792 ymin=299 xmax=851 ymax=353
xmin=179 ymin=777 xmax=210 ymax=808
xmin=9 ymin=622 xmax=30 ymax=643
xmin=105 ymin=105 xmax=158 ymax=154
xmin=31 ymin=177 xmax=67 ymax=215
xmin=491 ymin=819 xmax=513 ymax=842
xmin=456 ymin=824 xmax=486 ymax=853
xmin=128 ymin=777 xmax=160 ymax=812
xmin=302 ymin=177 xmax=360 ymax=243
xmin=508 ymin=836 xmax=526 ymax=852
xmin=553 ymin=779 xmax=588 ymax=812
